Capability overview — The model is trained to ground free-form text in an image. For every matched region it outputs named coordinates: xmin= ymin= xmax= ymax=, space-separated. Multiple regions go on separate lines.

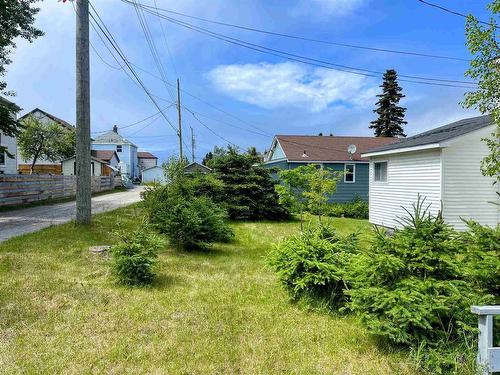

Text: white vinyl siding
xmin=442 ymin=125 xmax=499 ymax=230
xmin=369 ymin=149 xmax=442 ymax=229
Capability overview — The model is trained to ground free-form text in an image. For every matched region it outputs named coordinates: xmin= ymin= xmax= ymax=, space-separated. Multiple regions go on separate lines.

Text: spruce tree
xmin=370 ymin=69 xmax=407 ymax=137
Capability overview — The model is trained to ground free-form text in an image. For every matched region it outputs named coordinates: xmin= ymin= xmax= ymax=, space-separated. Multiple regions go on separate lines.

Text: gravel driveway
xmin=0 ymin=186 xmax=144 ymax=242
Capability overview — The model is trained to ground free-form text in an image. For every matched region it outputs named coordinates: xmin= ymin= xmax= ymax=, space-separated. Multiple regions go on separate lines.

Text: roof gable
xmin=271 ymin=135 xmax=399 ymax=162
xmin=365 ymin=114 xmax=493 ymax=155
xmin=91 ymin=150 xmax=120 ymax=163
xmin=93 ymin=129 xmax=137 ymax=147
xmin=19 ymin=108 xmax=74 ymax=130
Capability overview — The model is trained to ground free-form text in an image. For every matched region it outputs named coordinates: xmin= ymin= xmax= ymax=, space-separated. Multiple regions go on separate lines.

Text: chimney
xmin=112 ymin=125 xmax=118 ymax=133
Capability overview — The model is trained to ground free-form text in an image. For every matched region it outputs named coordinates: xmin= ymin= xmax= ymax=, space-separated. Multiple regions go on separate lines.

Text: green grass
xmin=0 ymin=206 xmax=418 ymax=374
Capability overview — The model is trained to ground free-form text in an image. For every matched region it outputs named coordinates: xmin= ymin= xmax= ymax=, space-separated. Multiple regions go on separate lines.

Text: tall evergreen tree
xmin=370 ymin=69 xmax=407 ymax=137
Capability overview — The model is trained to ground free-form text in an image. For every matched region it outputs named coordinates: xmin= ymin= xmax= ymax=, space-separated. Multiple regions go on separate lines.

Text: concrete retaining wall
xmin=0 ymin=175 xmax=116 ymax=207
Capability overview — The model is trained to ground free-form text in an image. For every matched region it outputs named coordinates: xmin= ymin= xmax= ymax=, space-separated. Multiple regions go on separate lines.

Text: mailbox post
xmin=471 ymin=305 xmax=500 ymax=375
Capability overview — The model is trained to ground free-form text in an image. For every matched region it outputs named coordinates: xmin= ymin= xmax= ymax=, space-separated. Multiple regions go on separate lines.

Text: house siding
xmin=264 ymin=161 xmax=369 ymax=202
xmin=0 ymin=132 xmax=18 ymax=174
xmin=93 ymin=143 xmax=139 ymax=179
xmin=368 ymin=149 xmax=442 ymax=229
xmin=442 ymin=125 xmax=499 ymax=230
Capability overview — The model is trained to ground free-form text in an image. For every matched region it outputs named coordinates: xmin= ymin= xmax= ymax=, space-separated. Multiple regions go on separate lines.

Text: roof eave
xmin=361 ymin=143 xmax=442 ymax=158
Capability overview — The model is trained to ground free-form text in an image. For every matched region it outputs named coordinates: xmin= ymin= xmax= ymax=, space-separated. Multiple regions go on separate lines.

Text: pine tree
xmin=370 ymin=69 xmax=407 ymax=137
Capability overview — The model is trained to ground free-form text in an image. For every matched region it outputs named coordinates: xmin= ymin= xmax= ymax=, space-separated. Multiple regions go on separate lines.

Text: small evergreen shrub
xmin=327 ymin=197 xmax=369 ymax=219
xmin=460 ymin=220 xmax=500 ymax=296
xmin=267 ymin=224 xmax=359 ymax=305
xmin=346 ymin=197 xmax=494 ymax=373
xmin=110 ymin=225 xmax=165 ymax=286
xmin=142 ymin=161 xmax=234 ymax=250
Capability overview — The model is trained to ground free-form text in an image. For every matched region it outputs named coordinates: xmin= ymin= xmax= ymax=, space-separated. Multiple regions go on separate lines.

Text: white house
xmin=17 ymin=108 xmax=75 ymax=174
xmin=142 ymin=165 xmax=166 ymax=184
xmin=0 ymin=97 xmax=20 ymax=175
xmin=362 ymin=115 xmax=499 ymax=231
xmin=92 ymin=125 xmax=139 ymax=179
xmin=61 ymin=151 xmax=120 ymax=177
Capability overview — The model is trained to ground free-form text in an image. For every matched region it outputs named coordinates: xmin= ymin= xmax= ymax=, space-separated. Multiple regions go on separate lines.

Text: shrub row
xmin=327 ymin=197 xmax=369 ymax=219
xmin=268 ymin=198 xmax=499 ymax=374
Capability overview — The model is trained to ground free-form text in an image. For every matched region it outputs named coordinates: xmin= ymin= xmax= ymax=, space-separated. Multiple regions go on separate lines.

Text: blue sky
xmin=5 ymin=0 xmax=492 ymax=162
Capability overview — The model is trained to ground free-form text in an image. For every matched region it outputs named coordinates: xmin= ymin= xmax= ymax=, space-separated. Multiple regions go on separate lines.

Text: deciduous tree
xmin=463 ymin=0 xmax=500 ymax=183
xmin=17 ymin=115 xmax=75 ymax=174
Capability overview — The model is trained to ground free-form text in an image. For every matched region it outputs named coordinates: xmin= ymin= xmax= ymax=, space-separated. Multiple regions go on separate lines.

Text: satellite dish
xmin=347 ymin=144 xmax=357 ymax=155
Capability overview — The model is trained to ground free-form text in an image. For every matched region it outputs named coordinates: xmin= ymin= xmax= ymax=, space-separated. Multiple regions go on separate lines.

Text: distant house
xmin=362 ymin=115 xmax=499 ymax=231
xmin=61 ymin=150 xmax=120 ymax=177
xmin=142 ymin=166 xmax=165 ymax=184
xmin=264 ymin=135 xmax=398 ymax=202
xmin=92 ymin=125 xmax=139 ymax=179
xmin=17 ymin=108 xmax=75 ymax=174
xmin=184 ymin=162 xmax=212 ymax=174
xmin=138 ymin=151 xmax=158 ymax=172
xmin=0 ymin=97 xmax=20 ymax=175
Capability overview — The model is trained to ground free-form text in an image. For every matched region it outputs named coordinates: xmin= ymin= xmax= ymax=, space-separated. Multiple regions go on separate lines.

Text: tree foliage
xmin=370 ymin=69 xmax=407 ymax=137
xmin=142 ymin=157 xmax=234 ymax=250
xmin=17 ymin=115 xmax=76 ymax=173
xmin=276 ymin=164 xmax=341 ymax=224
xmin=0 ymin=98 xmax=21 ymax=157
xmin=463 ymin=0 xmax=500 ymax=182
xmin=205 ymin=146 xmax=289 ymax=220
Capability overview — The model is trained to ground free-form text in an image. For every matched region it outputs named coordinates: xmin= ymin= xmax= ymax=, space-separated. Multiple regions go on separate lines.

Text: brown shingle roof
xmin=137 ymin=151 xmax=157 ymax=159
xmin=274 ymin=135 xmax=400 ymax=162
xmin=91 ymin=150 xmax=119 ymax=163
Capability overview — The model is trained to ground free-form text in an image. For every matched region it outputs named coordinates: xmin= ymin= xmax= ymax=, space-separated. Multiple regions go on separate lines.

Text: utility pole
xmin=177 ymin=78 xmax=183 ymax=161
xmin=190 ymin=126 xmax=195 ymax=162
xmin=76 ymin=0 xmax=91 ymax=224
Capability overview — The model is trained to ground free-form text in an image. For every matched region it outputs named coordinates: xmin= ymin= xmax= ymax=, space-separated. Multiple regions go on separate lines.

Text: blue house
xmin=92 ymin=125 xmax=139 ymax=179
xmin=264 ymin=135 xmax=398 ymax=202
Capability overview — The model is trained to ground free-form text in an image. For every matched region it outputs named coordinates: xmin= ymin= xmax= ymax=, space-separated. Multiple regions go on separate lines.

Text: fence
xmin=0 ymin=174 xmax=117 ymax=207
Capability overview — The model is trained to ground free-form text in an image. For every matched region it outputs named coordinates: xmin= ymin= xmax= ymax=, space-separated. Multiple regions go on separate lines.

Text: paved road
xmin=0 ymin=187 xmax=144 ymax=242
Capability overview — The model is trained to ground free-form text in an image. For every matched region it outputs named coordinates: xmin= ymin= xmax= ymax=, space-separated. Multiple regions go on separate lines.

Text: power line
xmin=123 ymin=0 xmax=470 ymax=62
xmin=129 ymin=4 xmax=477 ymax=88
xmin=416 ymin=0 xmax=500 ymax=29
xmin=88 ymin=2 xmax=178 ymax=137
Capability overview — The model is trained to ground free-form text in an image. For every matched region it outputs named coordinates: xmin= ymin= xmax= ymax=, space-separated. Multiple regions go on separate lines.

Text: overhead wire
xmin=122 ymin=0 xmax=478 ymax=88
xmin=124 ymin=0 xmax=471 ymax=62
xmin=416 ymin=0 xmax=500 ymax=29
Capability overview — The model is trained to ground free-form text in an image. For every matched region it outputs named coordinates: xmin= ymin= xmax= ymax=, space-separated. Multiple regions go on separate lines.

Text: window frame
xmin=0 ymin=151 xmax=5 ymax=166
xmin=116 ymin=144 xmax=123 ymax=153
xmin=373 ymin=161 xmax=388 ymax=183
xmin=344 ymin=163 xmax=356 ymax=183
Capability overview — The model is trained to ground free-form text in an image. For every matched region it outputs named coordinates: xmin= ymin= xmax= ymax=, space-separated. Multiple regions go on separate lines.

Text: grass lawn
xmin=0 ymin=205 xmax=418 ymax=374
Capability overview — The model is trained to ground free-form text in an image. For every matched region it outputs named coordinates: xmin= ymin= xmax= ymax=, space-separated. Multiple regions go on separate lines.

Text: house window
xmin=344 ymin=164 xmax=355 ymax=183
xmin=116 ymin=145 xmax=122 ymax=153
xmin=0 ymin=151 xmax=4 ymax=166
xmin=374 ymin=161 xmax=388 ymax=182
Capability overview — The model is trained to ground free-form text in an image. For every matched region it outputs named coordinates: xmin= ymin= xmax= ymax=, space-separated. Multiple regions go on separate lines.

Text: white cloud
xmin=207 ymin=62 xmax=376 ymax=112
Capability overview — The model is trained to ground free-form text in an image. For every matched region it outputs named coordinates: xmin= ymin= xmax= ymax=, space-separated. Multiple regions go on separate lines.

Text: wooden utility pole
xmin=190 ymin=126 xmax=195 ymax=162
xmin=75 ymin=0 xmax=91 ymax=224
xmin=177 ymin=78 xmax=183 ymax=161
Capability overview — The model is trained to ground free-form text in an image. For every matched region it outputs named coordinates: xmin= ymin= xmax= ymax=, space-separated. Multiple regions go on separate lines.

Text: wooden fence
xmin=0 ymin=174 xmax=118 ymax=207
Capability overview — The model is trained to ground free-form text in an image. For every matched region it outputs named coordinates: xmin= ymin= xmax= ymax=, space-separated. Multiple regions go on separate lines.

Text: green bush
xmin=461 ymin=220 xmax=500 ymax=296
xmin=142 ymin=159 xmax=234 ymax=250
xmin=110 ymin=225 xmax=165 ymax=286
xmin=327 ymin=197 xmax=368 ymax=219
xmin=205 ymin=146 xmax=290 ymax=220
xmin=346 ymin=198 xmax=493 ymax=373
xmin=267 ymin=224 xmax=359 ymax=305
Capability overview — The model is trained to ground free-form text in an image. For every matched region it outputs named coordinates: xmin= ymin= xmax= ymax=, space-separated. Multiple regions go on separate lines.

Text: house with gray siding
xmin=264 ymin=135 xmax=398 ymax=202
xmin=362 ymin=114 xmax=499 ymax=231
xmin=0 ymin=97 xmax=20 ymax=175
